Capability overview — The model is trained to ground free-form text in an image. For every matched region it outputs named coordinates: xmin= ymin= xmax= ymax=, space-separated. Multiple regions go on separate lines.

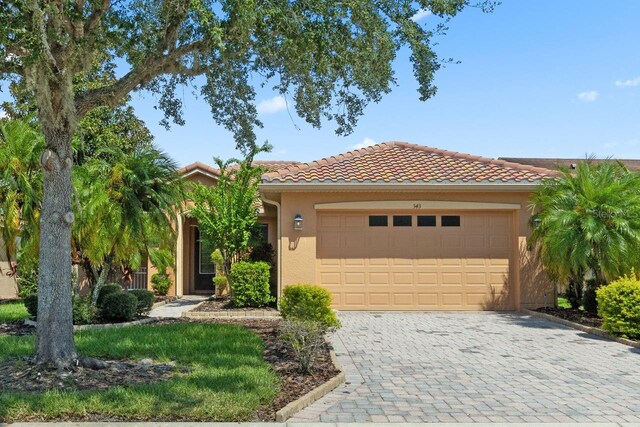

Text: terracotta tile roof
xmin=262 ymin=142 xmax=556 ymax=184
xmin=177 ymin=161 xmax=220 ymax=177
xmin=227 ymin=160 xmax=302 ymax=173
xmin=500 ymin=157 xmax=640 ymax=172
xmin=179 ymin=160 xmax=300 ymax=177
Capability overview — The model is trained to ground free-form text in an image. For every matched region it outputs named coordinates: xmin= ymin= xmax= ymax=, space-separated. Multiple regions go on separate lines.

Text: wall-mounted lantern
xmin=293 ymin=214 xmax=304 ymax=231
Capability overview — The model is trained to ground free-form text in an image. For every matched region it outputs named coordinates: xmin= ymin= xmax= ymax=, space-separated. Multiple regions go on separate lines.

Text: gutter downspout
xmin=261 ymin=195 xmax=282 ymax=307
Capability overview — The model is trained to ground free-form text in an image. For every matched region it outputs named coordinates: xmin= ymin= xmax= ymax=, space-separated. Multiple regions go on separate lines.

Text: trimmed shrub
xmin=213 ymin=275 xmax=228 ymax=295
xmin=96 ymin=283 xmax=123 ymax=307
xmin=151 ymin=273 xmax=171 ymax=296
xmin=73 ymin=296 xmax=97 ymax=325
xmin=280 ymin=284 xmax=341 ymax=329
xmin=230 ymin=261 xmax=274 ymax=308
xmin=101 ymin=291 xmax=138 ymax=322
xmin=129 ymin=289 xmax=154 ymax=315
xmin=597 ymin=273 xmax=640 ymax=339
xmin=23 ymin=294 xmax=38 ymax=320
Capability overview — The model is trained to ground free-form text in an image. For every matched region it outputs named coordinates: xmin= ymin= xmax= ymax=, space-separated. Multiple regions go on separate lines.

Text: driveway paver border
xmin=522 ymin=308 xmax=640 ymax=349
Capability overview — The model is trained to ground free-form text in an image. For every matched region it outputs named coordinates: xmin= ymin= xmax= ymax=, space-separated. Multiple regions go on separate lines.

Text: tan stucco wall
xmin=0 ymin=240 xmax=18 ymax=299
xmin=277 ymin=190 xmax=555 ymax=309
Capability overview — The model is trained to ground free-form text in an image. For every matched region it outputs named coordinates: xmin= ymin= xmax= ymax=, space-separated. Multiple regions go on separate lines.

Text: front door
xmin=194 ymin=227 xmax=215 ymax=292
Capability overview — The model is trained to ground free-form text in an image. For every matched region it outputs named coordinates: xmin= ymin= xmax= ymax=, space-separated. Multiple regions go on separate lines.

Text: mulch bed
xmin=153 ymin=318 xmax=340 ymax=421
xmin=193 ymin=296 xmax=278 ymax=314
xmin=0 ymin=357 xmax=179 ymax=393
xmin=0 ymin=320 xmax=34 ymax=337
xmin=535 ymin=306 xmax=603 ymax=328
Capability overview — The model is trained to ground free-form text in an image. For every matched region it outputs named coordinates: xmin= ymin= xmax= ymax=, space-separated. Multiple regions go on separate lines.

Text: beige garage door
xmin=316 ymin=211 xmax=513 ymax=311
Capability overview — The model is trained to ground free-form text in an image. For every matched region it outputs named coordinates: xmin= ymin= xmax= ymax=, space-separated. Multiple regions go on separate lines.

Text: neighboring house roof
xmin=177 ymin=161 xmax=220 ymax=178
xmin=262 ymin=142 xmax=555 ymax=184
xmin=178 ymin=160 xmax=300 ymax=178
xmin=499 ymin=157 xmax=640 ymax=172
xmin=226 ymin=160 xmax=302 ymax=173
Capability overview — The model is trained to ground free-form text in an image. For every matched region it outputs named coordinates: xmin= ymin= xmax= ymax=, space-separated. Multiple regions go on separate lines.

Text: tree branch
xmin=74 ymin=40 xmax=208 ymax=117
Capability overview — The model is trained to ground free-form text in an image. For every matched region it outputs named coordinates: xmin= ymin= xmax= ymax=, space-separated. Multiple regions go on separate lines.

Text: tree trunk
xmin=91 ymin=260 xmax=112 ymax=306
xmin=36 ymin=128 xmax=78 ymax=367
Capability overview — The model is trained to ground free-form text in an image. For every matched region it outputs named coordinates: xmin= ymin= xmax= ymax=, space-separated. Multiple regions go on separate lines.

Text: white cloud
xmin=352 ymin=137 xmax=377 ymax=150
xmin=615 ymin=76 xmax=640 ymax=88
xmin=411 ymin=8 xmax=432 ymax=22
xmin=577 ymin=91 xmax=598 ymax=102
xmin=256 ymin=95 xmax=287 ymax=114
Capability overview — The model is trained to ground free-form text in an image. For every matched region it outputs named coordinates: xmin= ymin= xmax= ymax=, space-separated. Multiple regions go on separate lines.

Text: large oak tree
xmin=0 ymin=0 xmax=493 ymax=367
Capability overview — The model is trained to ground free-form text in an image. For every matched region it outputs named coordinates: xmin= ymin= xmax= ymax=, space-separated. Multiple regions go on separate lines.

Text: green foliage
xmin=280 ymin=319 xmax=327 ymax=374
xmin=23 ymin=294 xmax=38 ymax=320
xmin=73 ymin=144 xmax=185 ymax=285
xmin=213 ymin=276 xmax=229 ymax=294
xmin=189 ymin=144 xmax=270 ymax=286
xmin=0 ymin=120 xmax=43 ymax=290
xmin=149 ymin=249 xmax=174 ymax=276
xmin=280 ymin=284 xmax=341 ymax=329
xmin=530 ymin=160 xmax=640 ymax=290
xmin=128 ymin=289 xmax=155 ymax=315
xmin=72 ymin=296 xmax=97 ymax=325
xmin=0 ymin=301 xmax=29 ymax=322
xmin=101 ymin=292 xmax=138 ymax=322
xmin=151 ymin=274 xmax=171 ymax=296
xmin=211 ymin=249 xmax=224 ymax=267
xmin=229 ymin=261 xmax=273 ymax=308
xmin=596 ymin=272 xmax=640 ymax=339
xmin=96 ymin=284 xmax=123 ymax=308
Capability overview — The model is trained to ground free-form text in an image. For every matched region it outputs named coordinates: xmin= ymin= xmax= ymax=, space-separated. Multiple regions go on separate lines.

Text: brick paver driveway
xmin=290 ymin=312 xmax=640 ymax=423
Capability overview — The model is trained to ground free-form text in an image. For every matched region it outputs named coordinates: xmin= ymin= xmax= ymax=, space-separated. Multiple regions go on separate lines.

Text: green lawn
xmin=0 ymin=301 xmax=28 ymax=322
xmin=0 ymin=323 xmax=279 ymax=422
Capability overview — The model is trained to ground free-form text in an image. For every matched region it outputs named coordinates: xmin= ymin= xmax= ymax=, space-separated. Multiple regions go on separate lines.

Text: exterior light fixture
xmin=293 ymin=214 xmax=304 ymax=231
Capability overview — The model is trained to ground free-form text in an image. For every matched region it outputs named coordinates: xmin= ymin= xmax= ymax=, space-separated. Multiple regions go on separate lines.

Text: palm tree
xmin=0 ymin=120 xmax=44 ymax=293
xmin=530 ymin=160 xmax=640 ymax=308
xmin=72 ymin=144 xmax=185 ymax=296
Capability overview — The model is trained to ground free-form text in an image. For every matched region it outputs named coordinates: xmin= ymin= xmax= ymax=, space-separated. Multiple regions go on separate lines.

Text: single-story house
xmin=9 ymin=143 xmax=629 ymax=310
xmin=170 ymin=142 xmax=558 ymax=311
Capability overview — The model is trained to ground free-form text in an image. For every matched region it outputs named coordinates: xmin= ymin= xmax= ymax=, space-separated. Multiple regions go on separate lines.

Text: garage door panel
xmin=369 ymin=293 xmax=391 ymax=306
xmin=369 ymin=272 xmax=391 ymax=285
xmin=392 ymin=272 xmax=414 ymax=285
xmin=316 ymin=211 xmax=513 ymax=310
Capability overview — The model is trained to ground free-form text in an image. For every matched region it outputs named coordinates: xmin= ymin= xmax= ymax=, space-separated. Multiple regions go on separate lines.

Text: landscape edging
xmin=521 ymin=308 xmax=640 ymax=349
xmin=151 ymin=296 xmax=182 ymax=309
xmin=24 ymin=317 xmax=156 ymax=331
xmin=184 ymin=310 xmax=281 ymax=319
xmin=275 ymin=336 xmax=346 ymax=422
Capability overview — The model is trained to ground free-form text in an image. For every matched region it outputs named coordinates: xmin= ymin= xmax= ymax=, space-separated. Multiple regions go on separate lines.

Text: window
xmin=369 ymin=215 xmax=388 ymax=227
xmin=441 ymin=215 xmax=461 ymax=227
xmin=199 ymin=236 xmax=216 ymax=274
xmin=258 ymin=223 xmax=268 ymax=244
xmin=417 ymin=215 xmax=436 ymax=227
xmin=393 ymin=215 xmax=412 ymax=227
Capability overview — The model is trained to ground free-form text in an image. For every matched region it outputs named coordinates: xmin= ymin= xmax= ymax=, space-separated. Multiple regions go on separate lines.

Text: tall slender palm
xmin=530 ymin=160 xmax=640 ymax=306
xmin=73 ymin=145 xmax=185 ymax=291
xmin=0 ymin=120 xmax=44 ymax=286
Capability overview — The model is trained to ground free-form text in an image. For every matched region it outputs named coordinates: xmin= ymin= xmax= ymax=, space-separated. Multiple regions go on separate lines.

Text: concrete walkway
xmin=149 ymin=295 xmax=208 ymax=318
xmin=291 ymin=312 xmax=640 ymax=423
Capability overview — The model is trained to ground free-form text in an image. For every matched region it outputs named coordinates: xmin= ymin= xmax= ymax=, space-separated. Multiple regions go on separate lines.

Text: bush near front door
xmin=230 ymin=261 xmax=273 ymax=308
